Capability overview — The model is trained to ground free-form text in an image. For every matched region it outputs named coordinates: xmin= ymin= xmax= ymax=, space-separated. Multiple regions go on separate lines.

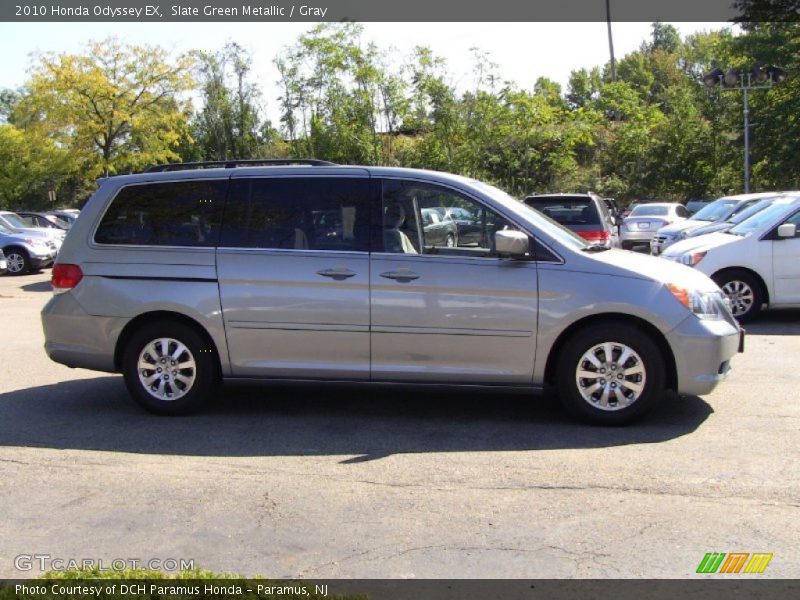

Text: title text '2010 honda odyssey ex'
xmin=42 ymin=161 xmax=744 ymax=425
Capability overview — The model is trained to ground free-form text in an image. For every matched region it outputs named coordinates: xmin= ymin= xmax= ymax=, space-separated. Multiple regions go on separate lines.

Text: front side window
xmin=95 ymin=180 xmax=226 ymax=246
xmin=220 ymin=177 xmax=371 ymax=252
xmin=379 ymin=180 xmax=521 ymax=257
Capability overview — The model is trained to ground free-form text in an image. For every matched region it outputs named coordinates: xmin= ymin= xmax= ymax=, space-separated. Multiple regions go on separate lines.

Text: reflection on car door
xmin=772 ymin=210 xmax=800 ymax=303
xmin=217 ymin=175 xmax=373 ymax=379
xmin=370 ymin=179 xmax=539 ymax=383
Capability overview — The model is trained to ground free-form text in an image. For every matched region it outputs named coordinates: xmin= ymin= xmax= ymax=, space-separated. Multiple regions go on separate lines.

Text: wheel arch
xmin=711 ymin=266 xmax=770 ymax=306
xmin=114 ymin=310 xmax=222 ymax=377
xmin=543 ymin=313 xmax=678 ymax=392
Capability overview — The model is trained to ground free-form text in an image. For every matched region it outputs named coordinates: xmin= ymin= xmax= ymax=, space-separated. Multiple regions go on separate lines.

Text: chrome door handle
xmin=380 ymin=270 xmax=420 ymax=281
xmin=316 ymin=267 xmax=356 ymax=279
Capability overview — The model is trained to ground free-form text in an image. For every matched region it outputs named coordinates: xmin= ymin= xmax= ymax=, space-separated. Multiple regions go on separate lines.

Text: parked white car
xmin=620 ymin=203 xmax=688 ymax=250
xmin=661 ymin=195 xmax=800 ymax=321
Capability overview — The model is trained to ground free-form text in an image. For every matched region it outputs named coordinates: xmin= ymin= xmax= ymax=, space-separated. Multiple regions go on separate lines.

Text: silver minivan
xmin=42 ymin=161 xmax=744 ymax=424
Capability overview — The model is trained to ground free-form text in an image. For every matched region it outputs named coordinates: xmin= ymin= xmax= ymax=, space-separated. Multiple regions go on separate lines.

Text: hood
xmin=657 ymin=219 xmax=711 ymax=235
xmin=686 ymin=222 xmax=730 ymax=238
xmin=14 ymin=226 xmax=63 ymax=239
xmin=3 ymin=227 xmax=51 ymax=240
xmin=584 ymin=248 xmax=719 ymax=292
xmin=662 ymin=232 xmax=741 ymax=258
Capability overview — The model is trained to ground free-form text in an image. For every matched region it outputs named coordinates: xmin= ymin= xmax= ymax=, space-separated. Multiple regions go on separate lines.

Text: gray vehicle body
xmin=43 ymin=166 xmax=741 ymax=400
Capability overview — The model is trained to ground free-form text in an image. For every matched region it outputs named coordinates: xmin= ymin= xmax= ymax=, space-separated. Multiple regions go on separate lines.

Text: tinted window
xmin=221 ymin=178 xmax=371 ymax=252
xmin=95 ymin=180 xmax=226 ymax=246
xmin=524 ymin=197 xmax=601 ymax=226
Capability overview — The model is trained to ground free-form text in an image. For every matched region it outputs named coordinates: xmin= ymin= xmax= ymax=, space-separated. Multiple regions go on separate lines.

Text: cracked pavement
xmin=1 ymin=272 xmax=798 ymax=578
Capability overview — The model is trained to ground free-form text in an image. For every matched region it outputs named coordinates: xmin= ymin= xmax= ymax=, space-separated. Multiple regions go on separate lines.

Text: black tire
xmin=121 ymin=320 xmax=218 ymax=415
xmin=621 ymin=241 xmax=632 ymax=251
xmin=5 ymin=247 xmax=30 ymax=275
xmin=712 ymin=269 xmax=763 ymax=322
xmin=556 ymin=323 xmax=666 ymax=425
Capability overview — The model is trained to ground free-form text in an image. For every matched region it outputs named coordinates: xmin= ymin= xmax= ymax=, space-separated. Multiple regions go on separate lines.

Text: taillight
xmin=577 ymin=230 xmax=611 ymax=243
xmin=51 ymin=264 xmax=83 ymax=294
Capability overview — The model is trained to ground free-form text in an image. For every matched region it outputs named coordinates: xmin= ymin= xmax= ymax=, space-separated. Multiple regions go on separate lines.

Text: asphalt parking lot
xmin=0 ymin=271 xmax=798 ymax=578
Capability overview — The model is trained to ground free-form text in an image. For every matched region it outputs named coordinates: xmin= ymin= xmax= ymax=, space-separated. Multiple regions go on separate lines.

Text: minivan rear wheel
xmin=122 ymin=320 xmax=218 ymax=415
xmin=556 ymin=323 xmax=665 ymax=425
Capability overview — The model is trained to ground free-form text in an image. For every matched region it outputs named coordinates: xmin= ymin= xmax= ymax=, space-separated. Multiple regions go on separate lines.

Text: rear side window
xmin=95 ymin=180 xmax=227 ymax=247
xmin=220 ymin=178 xmax=371 ymax=252
xmin=524 ymin=197 xmax=600 ymax=226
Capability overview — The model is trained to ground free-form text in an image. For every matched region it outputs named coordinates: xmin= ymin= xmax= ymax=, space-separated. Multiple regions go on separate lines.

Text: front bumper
xmin=666 ymin=315 xmax=742 ymax=396
xmin=650 ymin=234 xmax=678 ymax=256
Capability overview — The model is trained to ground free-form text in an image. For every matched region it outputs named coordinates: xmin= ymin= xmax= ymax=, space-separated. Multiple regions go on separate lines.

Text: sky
xmin=0 ymin=21 xmax=731 ymax=123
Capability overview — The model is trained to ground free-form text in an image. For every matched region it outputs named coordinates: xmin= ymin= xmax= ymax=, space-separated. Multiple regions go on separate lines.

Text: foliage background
xmin=1 ymin=21 xmax=798 ymax=210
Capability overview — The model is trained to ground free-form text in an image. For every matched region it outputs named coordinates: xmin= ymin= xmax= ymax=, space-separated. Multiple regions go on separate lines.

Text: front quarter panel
xmin=533 ymin=264 xmax=691 ymax=384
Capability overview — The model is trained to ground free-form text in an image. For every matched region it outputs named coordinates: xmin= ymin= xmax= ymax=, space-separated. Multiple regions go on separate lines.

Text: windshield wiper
xmin=581 ymin=244 xmax=611 ymax=253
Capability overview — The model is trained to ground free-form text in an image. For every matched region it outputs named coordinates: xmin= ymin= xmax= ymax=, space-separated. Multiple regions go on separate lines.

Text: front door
xmin=772 ymin=209 xmax=800 ymax=303
xmin=217 ymin=176 xmax=372 ymax=379
xmin=370 ymin=179 xmax=539 ymax=384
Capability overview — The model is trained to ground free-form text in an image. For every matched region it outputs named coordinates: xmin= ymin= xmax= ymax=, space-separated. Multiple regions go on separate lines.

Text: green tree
xmin=18 ymin=38 xmax=195 ymax=176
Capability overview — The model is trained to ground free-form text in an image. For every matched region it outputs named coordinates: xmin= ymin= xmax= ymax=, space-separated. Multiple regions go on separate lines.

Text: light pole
xmin=703 ymin=65 xmax=787 ymax=193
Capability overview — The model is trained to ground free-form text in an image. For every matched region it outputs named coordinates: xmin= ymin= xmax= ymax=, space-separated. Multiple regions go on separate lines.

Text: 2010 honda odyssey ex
xmin=41 ymin=160 xmax=744 ymax=424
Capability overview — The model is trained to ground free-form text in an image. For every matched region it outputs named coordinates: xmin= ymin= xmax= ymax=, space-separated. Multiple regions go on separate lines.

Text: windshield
xmin=0 ymin=213 xmax=30 ymax=228
xmin=630 ymin=205 xmax=668 ymax=216
xmin=472 ymin=181 xmax=588 ymax=249
xmin=728 ymin=199 xmax=775 ymax=225
xmin=729 ymin=202 xmax=797 ymax=236
xmin=692 ymin=198 xmax=738 ymax=221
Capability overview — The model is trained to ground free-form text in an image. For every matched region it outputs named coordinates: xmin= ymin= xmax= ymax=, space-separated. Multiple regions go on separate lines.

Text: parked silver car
xmin=0 ymin=210 xmax=66 ymax=250
xmin=0 ymin=223 xmax=58 ymax=274
xmin=42 ymin=161 xmax=743 ymax=424
xmin=0 ymin=248 xmax=7 ymax=275
xmin=620 ymin=203 xmax=689 ymax=250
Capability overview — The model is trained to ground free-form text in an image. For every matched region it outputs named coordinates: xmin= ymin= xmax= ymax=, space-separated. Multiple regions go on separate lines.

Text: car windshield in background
xmin=729 ymin=201 xmax=797 ymax=236
xmin=525 ymin=198 xmax=601 ymax=225
xmin=692 ymin=198 xmax=738 ymax=221
xmin=0 ymin=214 xmax=30 ymax=228
xmin=630 ymin=205 xmax=668 ymax=216
xmin=728 ymin=199 xmax=774 ymax=224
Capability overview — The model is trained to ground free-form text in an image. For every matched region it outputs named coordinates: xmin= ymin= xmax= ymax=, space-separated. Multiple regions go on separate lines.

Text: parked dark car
xmin=420 ymin=207 xmax=459 ymax=247
xmin=433 ymin=205 xmax=483 ymax=246
xmin=523 ymin=193 xmax=620 ymax=247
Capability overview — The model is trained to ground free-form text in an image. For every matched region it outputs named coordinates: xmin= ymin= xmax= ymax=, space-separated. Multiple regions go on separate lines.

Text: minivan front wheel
xmin=712 ymin=270 xmax=763 ymax=322
xmin=122 ymin=320 xmax=218 ymax=415
xmin=556 ymin=323 xmax=665 ymax=425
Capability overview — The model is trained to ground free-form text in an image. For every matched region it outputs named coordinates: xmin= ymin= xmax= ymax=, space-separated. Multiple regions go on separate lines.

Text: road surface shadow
xmin=743 ymin=308 xmax=800 ymax=336
xmin=19 ymin=279 xmax=52 ymax=293
xmin=0 ymin=376 xmax=713 ymax=461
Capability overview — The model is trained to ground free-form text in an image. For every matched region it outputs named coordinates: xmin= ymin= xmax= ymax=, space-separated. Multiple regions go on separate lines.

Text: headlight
xmin=666 ymin=283 xmax=726 ymax=320
xmin=680 ymin=251 xmax=706 ymax=266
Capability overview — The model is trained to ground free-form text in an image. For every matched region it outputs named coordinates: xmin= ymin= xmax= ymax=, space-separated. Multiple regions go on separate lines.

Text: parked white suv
xmin=662 ymin=195 xmax=800 ymax=321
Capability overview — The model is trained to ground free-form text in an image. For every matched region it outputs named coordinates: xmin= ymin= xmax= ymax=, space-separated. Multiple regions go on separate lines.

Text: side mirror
xmin=495 ymin=230 xmax=530 ymax=257
xmin=777 ymin=223 xmax=797 ymax=238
